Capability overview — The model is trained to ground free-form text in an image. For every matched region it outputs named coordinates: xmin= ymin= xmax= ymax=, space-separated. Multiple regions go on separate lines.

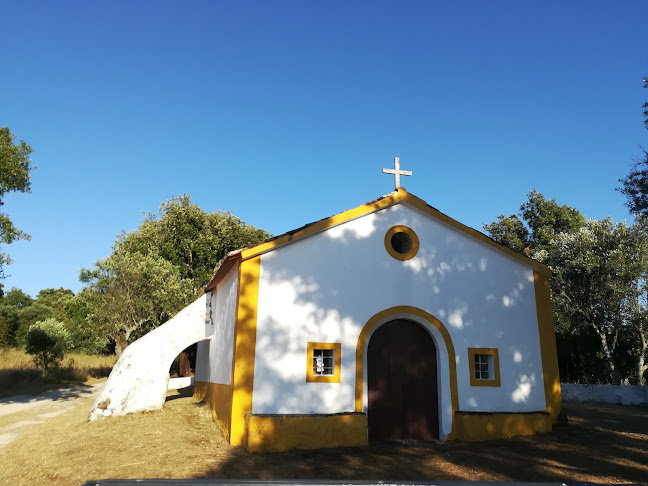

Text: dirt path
xmin=0 ymin=383 xmax=103 ymax=447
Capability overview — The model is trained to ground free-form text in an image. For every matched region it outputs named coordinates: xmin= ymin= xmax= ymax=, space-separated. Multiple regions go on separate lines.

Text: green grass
xmin=0 ymin=347 xmax=116 ymax=397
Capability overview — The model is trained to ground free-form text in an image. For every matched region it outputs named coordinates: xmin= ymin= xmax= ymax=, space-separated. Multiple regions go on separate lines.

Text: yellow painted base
xmin=194 ymin=381 xmax=233 ymax=440
xmin=244 ymin=413 xmax=368 ymax=452
xmin=452 ymin=411 xmax=552 ymax=441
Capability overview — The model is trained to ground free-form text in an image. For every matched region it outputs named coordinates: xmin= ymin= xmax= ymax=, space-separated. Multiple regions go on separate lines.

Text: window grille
xmin=312 ymin=349 xmax=335 ymax=376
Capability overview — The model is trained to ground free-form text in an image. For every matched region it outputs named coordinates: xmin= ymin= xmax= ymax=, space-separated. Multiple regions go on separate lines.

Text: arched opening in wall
xmin=168 ymin=343 xmax=197 ymax=399
xmin=367 ymin=319 xmax=439 ymax=441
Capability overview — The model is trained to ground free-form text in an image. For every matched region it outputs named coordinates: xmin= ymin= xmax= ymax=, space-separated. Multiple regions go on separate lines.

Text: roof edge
xmin=205 ymin=187 xmax=551 ymax=291
xmin=205 ymin=252 xmax=241 ymax=292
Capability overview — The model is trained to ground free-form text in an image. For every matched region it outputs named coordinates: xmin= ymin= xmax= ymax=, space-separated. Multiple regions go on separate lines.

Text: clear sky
xmin=1 ymin=1 xmax=647 ymax=297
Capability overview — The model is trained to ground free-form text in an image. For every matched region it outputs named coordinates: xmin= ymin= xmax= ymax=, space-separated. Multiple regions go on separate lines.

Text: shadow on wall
xmin=197 ymin=402 xmax=648 ymax=484
xmin=249 ymin=205 xmax=544 ymax=415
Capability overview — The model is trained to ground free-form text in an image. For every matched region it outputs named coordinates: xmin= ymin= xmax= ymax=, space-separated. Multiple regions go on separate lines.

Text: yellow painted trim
xmin=306 ymin=342 xmax=341 ymax=383
xmin=236 ymin=188 xmax=550 ymax=277
xmin=354 ymin=305 xmax=459 ymax=439
xmin=193 ymin=381 xmax=233 ymax=439
xmin=468 ymin=347 xmax=501 ymax=387
xmin=384 ymin=225 xmax=419 ymax=261
xmin=534 ymin=271 xmax=562 ymax=423
xmin=244 ymin=413 xmax=368 ymax=452
xmin=229 ymin=256 xmax=261 ymax=446
xmin=452 ymin=411 xmax=551 ymax=441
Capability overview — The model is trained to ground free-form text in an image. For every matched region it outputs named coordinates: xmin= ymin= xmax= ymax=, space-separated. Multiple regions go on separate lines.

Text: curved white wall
xmin=89 ymin=295 xmax=208 ymax=421
xmin=251 ymin=203 xmax=546 ymax=421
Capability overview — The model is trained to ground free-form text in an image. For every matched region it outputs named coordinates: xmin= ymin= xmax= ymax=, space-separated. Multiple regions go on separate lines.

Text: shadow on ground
xmin=0 ymin=383 xmax=101 ymax=407
xmin=197 ymin=402 xmax=648 ymax=484
xmin=166 ymin=386 xmax=195 ymax=402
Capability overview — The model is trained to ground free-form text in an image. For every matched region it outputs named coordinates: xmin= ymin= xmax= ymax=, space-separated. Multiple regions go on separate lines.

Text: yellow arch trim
xmin=354 ymin=306 xmax=459 ymax=439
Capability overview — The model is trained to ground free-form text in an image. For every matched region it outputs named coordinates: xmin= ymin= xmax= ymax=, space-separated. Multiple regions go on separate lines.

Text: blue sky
xmin=1 ymin=1 xmax=647 ymax=297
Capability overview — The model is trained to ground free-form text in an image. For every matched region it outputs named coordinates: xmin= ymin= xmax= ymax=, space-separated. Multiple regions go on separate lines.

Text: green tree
xmin=81 ymin=195 xmax=271 ymax=355
xmin=624 ymin=216 xmax=648 ymax=385
xmin=3 ymin=287 xmax=33 ymax=308
xmin=14 ymin=303 xmax=53 ymax=346
xmin=116 ymin=194 xmax=271 ymax=289
xmin=539 ymin=219 xmax=642 ymax=384
xmin=63 ymin=289 xmax=109 ymax=354
xmin=81 ymin=252 xmax=195 ymax=357
xmin=0 ymin=314 xmax=9 ymax=348
xmin=618 ymin=77 xmax=648 ymax=216
xmin=0 ymin=287 xmax=34 ymax=346
xmin=25 ymin=318 xmax=71 ymax=372
xmin=483 ymin=190 xmax=585 ymax=256
xmin=0 ymin=127 xmax=34 ymax=275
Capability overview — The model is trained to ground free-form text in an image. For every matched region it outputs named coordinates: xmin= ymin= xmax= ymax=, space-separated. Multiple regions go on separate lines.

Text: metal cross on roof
xmin=382 ymin=157 xmax=412 ymax=190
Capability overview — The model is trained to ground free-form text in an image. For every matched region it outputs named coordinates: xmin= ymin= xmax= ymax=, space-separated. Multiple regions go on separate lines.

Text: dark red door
xmin=367 ymin=319 xmax=439 ymax=441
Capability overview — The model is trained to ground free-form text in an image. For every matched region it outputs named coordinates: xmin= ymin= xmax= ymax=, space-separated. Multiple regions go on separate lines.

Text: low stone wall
xmin=168 ymin=376 xmax=194 ymax=390
xmin=561 ymin=384 xmax=648 ymax=406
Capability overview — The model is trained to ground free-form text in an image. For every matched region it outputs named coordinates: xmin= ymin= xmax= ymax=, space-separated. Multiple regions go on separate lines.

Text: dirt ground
xmin=1 ymin=389 xmax=647 ymax=486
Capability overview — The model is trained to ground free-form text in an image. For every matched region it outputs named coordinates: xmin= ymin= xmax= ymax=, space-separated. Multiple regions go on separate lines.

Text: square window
xmin=306 ymin=342 xmax=341 ymax=383
xmin=475 ymin=354 xmax=491 ymax=380
xmin=313 ymin=349 xmax=335 ymax=376
xmin=468 ymin=348 xmax=500 ymax=387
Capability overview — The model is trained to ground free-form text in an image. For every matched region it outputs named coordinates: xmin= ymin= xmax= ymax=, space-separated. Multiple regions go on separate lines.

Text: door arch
xmin=354 ymin=306 xmax=459 ymax=440
xmin=367 ymin=319 xmax=439 ymax=440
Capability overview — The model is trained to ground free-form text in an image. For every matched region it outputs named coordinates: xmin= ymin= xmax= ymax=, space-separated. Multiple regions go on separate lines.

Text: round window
xmin=384 ymin=225 xmax=419 ymax=261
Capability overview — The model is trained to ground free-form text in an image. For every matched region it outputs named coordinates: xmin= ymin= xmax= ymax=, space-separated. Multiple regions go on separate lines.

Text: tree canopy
xmin=0 ymin=127 xmax=33 ymax=275
xmin=483 ymin=190 xmax=585 ymax=256
xmin=618 ymin=77 xmax=648 ymax=216
xmin=485 ymin=191 xmax=648 ymax=385
xmin=80 ymin=195 xmax=271 ymax=356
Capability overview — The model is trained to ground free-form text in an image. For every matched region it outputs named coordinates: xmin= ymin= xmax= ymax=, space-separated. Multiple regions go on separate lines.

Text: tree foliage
xmin=116 ymin=195 xmax=270 ymax=288
xmin=0 ymin=286 xmax=104 ymax=353
xmin=81 ymin=252 xmax=195 ymax=356
xmin=483 ymin=190 xmax=585 ymax=256
xmin=80 ymin=195 xmax=271 ymax=355
xmin=484 ymin=191 xmax=648 ymax=384
xmin=618 ymin=77 xmax=648 ymax=216
xmin=539 ymin=219 xmax=644 ymax=384
xmin=0 ymin=127 xmax=33 ymax=275
xmin=25 ymin=318 xmax=71 ymax=372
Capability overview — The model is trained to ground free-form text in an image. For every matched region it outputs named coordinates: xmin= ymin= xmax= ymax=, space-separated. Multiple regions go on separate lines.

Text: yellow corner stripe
xmin=229 ymin=256 xmax=261 ymax=446
xmin=533 ymin=271 xmax=562 ymax=422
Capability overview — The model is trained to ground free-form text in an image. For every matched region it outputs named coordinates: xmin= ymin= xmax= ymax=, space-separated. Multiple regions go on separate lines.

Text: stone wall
xmin=561 ymin=384 xmax=648 ymax=406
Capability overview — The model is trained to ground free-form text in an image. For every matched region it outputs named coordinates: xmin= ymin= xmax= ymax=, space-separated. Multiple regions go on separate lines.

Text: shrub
xmin=25 ymin=318 xmax=71 ymax=372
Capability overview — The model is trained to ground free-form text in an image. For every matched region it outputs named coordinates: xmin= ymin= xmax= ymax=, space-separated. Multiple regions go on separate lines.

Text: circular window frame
xmin=384 ymin=225 xmax=419 ymax=261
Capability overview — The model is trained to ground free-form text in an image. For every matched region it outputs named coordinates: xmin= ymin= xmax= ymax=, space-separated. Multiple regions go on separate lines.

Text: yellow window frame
xmin=306 ymin=342 xmax=341 ymax=383
xmin=468 ymin=347 xmax=501 ymax=387
xmin=384 ymin=225 xmax=420 ymax=261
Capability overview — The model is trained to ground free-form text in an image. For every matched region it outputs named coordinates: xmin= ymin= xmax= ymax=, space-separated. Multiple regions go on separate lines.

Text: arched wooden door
xmin=367 ymin=319 xmax=439 ymax=441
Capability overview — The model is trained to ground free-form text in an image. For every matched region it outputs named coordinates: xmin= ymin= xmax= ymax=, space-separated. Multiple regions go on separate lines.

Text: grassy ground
xmin=0 ymin=348 xmax=116 ymax=397
xmin=1 ymin=393 xmax=647 ymax=486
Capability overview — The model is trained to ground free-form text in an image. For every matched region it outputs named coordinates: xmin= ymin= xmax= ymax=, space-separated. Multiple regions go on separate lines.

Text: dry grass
xmin=1 ymin=389 xmax=226 ymax=486
xmin=1 ymin=395 xmax=647 ymax=486
xmin=3 ymin=390 xmax=648 ymax=486
xmin=0 ymin=348 xmax=116 ymax=397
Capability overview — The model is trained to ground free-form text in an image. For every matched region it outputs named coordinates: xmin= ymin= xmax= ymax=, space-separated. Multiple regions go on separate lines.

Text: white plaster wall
xmin=195 ymin=265 xmax=239 ymax=384
xmin=251 ymin=203 xmax=547 ymax=426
